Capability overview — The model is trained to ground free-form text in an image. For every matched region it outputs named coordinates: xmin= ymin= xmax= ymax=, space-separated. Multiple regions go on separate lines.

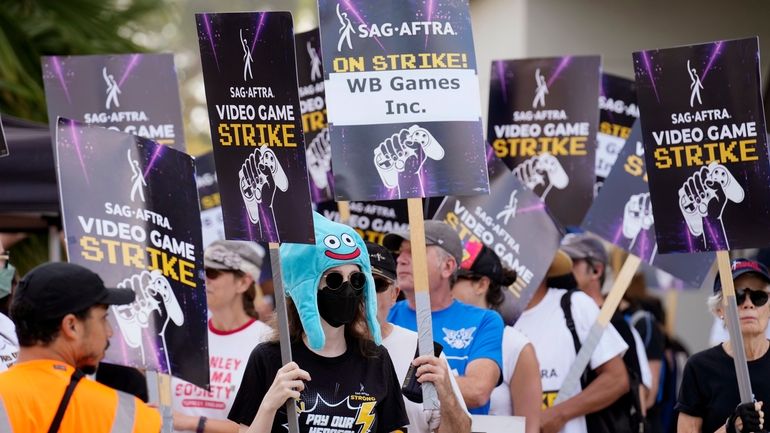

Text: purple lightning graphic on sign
xmin=547 ymin=56 xmax=572 ymax=88
xmin=202 ymin=14 xmax=220 ymax=72
xmin=51 ymin=57 xmax=72 ymax=104
xmin=640 ymin=51 xmax=660 ymax=103
xmin=67 ymin=120 xmax=90 ymax=186
xmin=700 ymin=41 xmax=723 ymax=82
xmin=118 ymin=54 xmax=142 ymax=88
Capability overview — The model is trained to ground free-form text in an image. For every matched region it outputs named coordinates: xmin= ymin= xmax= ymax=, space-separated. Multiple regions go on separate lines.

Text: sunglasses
xmin=204 ymin=268 xmax=242 ymax=280
xmin=322 ymin=271 xmax=366 ymax=291
xmin=374 ymin=277 xmax=394 ymax=293
xmin=736 ymin=288 xmax=770 ymax=307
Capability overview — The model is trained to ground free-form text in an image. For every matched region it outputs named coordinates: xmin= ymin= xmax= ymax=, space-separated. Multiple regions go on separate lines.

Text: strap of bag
xmin=47 ymin=369 xmax=85 ymax=433
xmin=560 ymin=290 xmax=581 ymax=353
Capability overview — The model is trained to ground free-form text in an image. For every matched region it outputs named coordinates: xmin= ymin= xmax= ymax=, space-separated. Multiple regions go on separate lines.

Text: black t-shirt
xmin=631 ymin=309 xmax=665 ymax=361
xmin=229 ymin=339 xmax=409 ymax=433
xmin=676 ymin=343 xmax=770 ymax=433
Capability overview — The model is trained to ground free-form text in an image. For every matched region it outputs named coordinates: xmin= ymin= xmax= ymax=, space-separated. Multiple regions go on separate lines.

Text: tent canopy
xmin=0 ymin=115 xmax=59 ymax=230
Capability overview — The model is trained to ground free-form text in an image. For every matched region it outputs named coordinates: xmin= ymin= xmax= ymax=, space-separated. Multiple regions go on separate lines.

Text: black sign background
xmin=583 ymin=122 xmax=714 ymax=288
xmin=634 ymin=38 xmax=770 ymax=253
xmin=434 ymin=151 xmax=562 ymax=321
xmin=596 ymin=74 xmax=638 ymax=194
xmin=197 ymin=12 xmax=314 ymax=244
xmin=296 ymin=28 xmax=334 ymax=203
xmin=56 ymin=119 xmax=208 ymax=388
xmin=317 ymin=0 xmax=489 ymax=201
xmin=42 ymin=54 xmax=186 ymax=152
xmin=488 ymin=56 xmax=600 ymax=227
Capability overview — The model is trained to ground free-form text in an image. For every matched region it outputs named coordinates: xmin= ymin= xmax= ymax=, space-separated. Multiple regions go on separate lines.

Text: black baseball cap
xmin=457 ymin=244 xmax=513 ymax=285
xmin=365 ymin=242 xmax=396 ymax=282
xmin=713 ymin=258 xmax=770 ymax=294
xmin=13 ymin=262 xmax=135 ymax=319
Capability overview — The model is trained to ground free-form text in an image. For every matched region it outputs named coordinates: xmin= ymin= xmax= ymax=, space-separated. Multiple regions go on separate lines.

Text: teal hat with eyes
xmin=279 ymin=212 xmax=380 ymax=350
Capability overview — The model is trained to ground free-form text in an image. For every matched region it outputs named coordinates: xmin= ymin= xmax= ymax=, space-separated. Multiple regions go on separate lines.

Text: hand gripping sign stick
xmin=269 ymin=242 xmax=302 ymax=433
xmin=554 ymin=254 xmax=641 ymax=404
xmin=407 ymin=198 xmax=440 ymax=410
xmin=716 ymin=250 xmax=754 ymax=403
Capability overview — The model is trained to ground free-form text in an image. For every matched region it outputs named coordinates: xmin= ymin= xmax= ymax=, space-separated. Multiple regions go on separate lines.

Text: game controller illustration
xmin=512 ymin=152 xmax=569 ymax=199
xmin=373 ymin=125 xmax=444 ymax=193
xmin=678 ymin=162 xmax=744 ymax=249
xmin=112 ymin=270 xmax=184 ymax=371
xmin=239 ymin=147 xmax=288 ymax=239
xmin=306 ymin=128 xmax=332 ymax=191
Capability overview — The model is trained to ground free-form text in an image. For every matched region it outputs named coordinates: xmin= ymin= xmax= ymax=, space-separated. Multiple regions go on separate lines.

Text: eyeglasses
xmin=736 ymin=288 xmax=770 ymax=307
xmin=204 ymin=268 xmax=242 ymax=280
xmin=322 ymin=271 xmax=366 ymax=291
xmin=374 ymin=277 xmax=394 ymax=293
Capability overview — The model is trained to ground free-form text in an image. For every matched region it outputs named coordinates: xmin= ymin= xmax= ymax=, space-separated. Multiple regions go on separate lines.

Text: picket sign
xmin=406 ymin=198 xmax=440 ymax=409
xmin=716 ymin=250 xmax=753 ymax=403
xmin=268 ymin=242 xmax=301 ymax=433
xmin=554 ymin=254 xmax=641 ymax=404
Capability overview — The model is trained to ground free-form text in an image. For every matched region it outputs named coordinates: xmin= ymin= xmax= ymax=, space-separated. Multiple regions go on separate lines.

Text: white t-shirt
xmin=512 ymin=288 xmax=628 ymax=433
xmin=381 ymin=324 xmax=470 ymax=433
xmin=0 ymin=313 xmax=18 ymax=371
xmin=172 ymin=318 xmax=271 ymax=430
xmin=489 ymin=326 xmax=530 ymax=416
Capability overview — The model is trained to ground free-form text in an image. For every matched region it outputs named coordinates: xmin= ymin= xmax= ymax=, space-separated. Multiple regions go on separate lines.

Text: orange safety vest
xmin=0 ymin=359 xmax=161 ymax=433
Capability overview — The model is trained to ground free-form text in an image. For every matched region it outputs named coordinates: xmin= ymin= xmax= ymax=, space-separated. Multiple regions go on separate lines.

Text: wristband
xmin=196 ymin=416 xmax=207 ymax=433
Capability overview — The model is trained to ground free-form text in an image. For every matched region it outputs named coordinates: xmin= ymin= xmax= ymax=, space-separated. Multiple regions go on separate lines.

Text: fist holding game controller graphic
xmin=373 ymin=125 xmax=444 ymax=191
xmin=678 ymin=162 xmax=744 ymax=249
xmin=306 ymin=128 xmax=332 ymax=191
xmin=623 ymin=192 xmax=654 ymax=249
xmin=239 ymin=147 xmax=288 ymax=228
xmin=112 ymin=270 xmax=184 ymax=366
xmin=512 ymin=152 xmax=569 ymax=199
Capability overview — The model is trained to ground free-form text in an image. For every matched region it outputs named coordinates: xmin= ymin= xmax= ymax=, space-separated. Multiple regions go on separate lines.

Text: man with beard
xmin=0 ymin=262 xmax=162 ymax=432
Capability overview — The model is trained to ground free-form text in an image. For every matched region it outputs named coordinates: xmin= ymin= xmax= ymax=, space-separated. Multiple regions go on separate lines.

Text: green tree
xmin=0 ymin=0 xmax=166 ymax=273
xmin=0 ymin=0 xmax=165 ymax=122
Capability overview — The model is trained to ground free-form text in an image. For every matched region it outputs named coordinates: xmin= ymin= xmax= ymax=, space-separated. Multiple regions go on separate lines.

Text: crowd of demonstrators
xmin=450 ymin=244 xmax=541 ymax=433
xmin=0 ymin=247 xmax=19 ymax=371
xmin=4 ymin=212 xmax=770 ymax=433
xmin=383 ymin=221 xmax=504 ymax=415
xmin=173 ymin=240 xmax=272 ymax=433
xmin=513 ymin=248 xmax=630 ymax=433
xmin=562 ymin=234 xmax=651 ymax=433
xmin=228 ymin=213 xmax=409 ymax=433
xmin=677 ymin=259 xmax=770 ymax=433
xmin=367 ymin=241 xmax=472 ymax=433
xmin=0 ymin=262 xmax=161 ymax=431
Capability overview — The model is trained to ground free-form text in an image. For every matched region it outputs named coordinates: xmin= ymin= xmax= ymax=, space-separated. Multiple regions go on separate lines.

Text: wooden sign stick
xmin=269 ymin=242 xmax=301 ymax=433
xmin=406 ymin=197 xmax=439 ymax=409
xmin=554 ymin=254 xmax=641 ymax=404
xmin=716 ymin=250 xmax=753 ymax=403
xmin=338 ymin=201 xmax=351 ymax=225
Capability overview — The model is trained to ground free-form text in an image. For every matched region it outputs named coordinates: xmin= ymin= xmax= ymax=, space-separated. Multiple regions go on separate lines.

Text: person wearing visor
xmin=677 ymin=259 xmax=770 ymax=433
xmin=367 ymin=241 xmax=471 ymax=433
xmin=229 ymin=213 xmax=408 ymax=433
xmin=450 ymin=244 xmax=541 ymax=433
xmin=173 ymin=240 xmax=272 ymax=433
xmin=0 ymin=262 xmax=161 ymax=432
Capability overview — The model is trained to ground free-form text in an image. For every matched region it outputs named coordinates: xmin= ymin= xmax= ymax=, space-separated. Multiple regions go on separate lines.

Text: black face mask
xmin=317 ymin=282 xmax=363 ymax=328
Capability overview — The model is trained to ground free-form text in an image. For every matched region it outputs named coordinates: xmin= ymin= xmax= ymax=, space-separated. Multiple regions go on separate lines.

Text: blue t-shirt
xmin=388 ymin=299 xmax=504 ymax=414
